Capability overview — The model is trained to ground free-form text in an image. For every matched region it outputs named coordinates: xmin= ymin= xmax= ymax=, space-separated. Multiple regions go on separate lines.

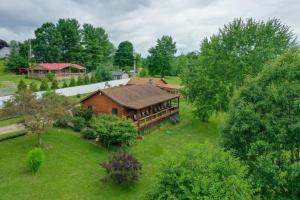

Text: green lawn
xmin=0 ymin=117 xmax=23 ymax=127
xmin=0 ymin=102 xmax=219 ymax=200
xmin=164 ymin=76 xmax=181 ymax=85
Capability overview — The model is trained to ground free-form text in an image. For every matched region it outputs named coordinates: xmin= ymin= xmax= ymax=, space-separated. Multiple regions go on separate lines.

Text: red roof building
xmin=28 ymin=63 xmax=86 ymax=80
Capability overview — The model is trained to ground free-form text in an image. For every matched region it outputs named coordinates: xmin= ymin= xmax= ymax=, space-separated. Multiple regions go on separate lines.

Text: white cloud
xmin=0 ymin=0 xmax=299 ymax=56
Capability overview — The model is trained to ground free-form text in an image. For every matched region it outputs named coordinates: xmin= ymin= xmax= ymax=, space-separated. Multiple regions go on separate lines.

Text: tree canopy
xmin=147 ymin=143 xmax=255 ymax=200
xmin=33 ymin=22 xmax=63 ymax=62
xmin=221 ymin=49 xmax=300 ymax=199
xmin=114 ymin=41 xmax=134 ymax=70
xmin=181 ymin=18 xmax=297 ymax=121
xmin=147 ymin=36 xmax=177 ymax=78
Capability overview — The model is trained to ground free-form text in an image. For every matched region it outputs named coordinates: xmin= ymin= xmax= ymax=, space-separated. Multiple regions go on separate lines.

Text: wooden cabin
xmin=127 ymin=77 xmax=182 ymax=94
xmin=28 ymin=63 xmax=86 ymax=80
xmin=81 ymin=85 xmax=180 ymax=131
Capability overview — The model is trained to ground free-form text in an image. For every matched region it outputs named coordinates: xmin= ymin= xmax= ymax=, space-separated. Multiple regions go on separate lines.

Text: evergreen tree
xmin=147 ymin=36 xmax=177 ymax=78
xmin=81 ymin=23 xmax=114 ymax=71
xmin=39 ymin=80 xmax=49 ymax=91
xmin=114 ymin=41 xmax=134 ymax=70
xmin=29 ymin=82 xmax=38 ymax=92
xmin=62 ymin=81 xmax=68 ymax=88
xmin=69 ymin=77 xmax=76 ymax=87
xmin=7 ymin=41 xmax=29 ymax=71
xmin=17 ymin=79 xmax=27 ymax=91
xmin=51 ymin=79 xmax=59 ymax=90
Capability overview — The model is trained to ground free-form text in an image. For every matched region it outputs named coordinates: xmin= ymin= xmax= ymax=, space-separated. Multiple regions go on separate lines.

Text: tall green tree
xmin=81 ymin=23 xmax=114 ymax=71
xmin=147 ymin=36 xmax=177 ymax=78
xmin=33 ymin=22 xmax=62 ymax=62
xmin=146 ymin=143 xmax=255 ymax=200
xmin=7 ymin=41 xmax=29 ymax=71
xmin=181 ymin=18 xmax=297 ymax=121
xmin=221 ymin=49 xmax=300 ymax=199
xmin=57 ymin=18 xmax=82 ymax=63
xmin=114 ymin=41 xmax=134 ymax=70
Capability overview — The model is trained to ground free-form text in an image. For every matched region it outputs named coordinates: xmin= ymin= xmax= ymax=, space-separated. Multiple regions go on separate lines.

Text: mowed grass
xmin=164 ymin=76 xmax=181 ymax=85
xmin=0 ymin=101 xmax=221 ymax=200
xmin=0 ymin=117 xmax=23 ymax=127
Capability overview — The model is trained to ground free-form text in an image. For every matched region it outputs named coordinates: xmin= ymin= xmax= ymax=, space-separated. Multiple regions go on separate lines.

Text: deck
xmin=135 ymin=107 xmax=179 ymax=131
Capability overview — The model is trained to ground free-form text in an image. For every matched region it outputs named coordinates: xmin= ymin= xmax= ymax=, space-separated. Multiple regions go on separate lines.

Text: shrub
xmin=47 ymin=72 xmax=55 ymax=81
xmin=90 ymin=74 xmax=97 ymax=83
xmin=17 ymin=79 xmax=27 ymax=91
xmin=27 ymin=148 xmax=45 ymax=174
xmin=146 ymin=144 xmax=255 ymax=200
xmin=71 ymin=116 xmax=86 ymax=132
xmin=62 ymin=81 xmax=68 ymax=88
xmin=54 ymin=116 xmax=71 ymax=128
xmin=29 ymin=82 xmax=38 ymax=92
xmin=90 ymin=115 xmax=137 ymax=147
xmin=76 ymin=76 xmax=84 ymax=85
xmin=101 ymin=153 xmax=142 ymax=184
xmin=84 ymin=75 xmax=90 ymax=84
xmin=51 ymin=79 xmax=59 ymax=89
xmin=169 ymin=114 xmax=180 ymax=124
xmin=81 ymin=128 xmax=97 ymax=139
xmin=73 ymin=106 xmax=93 ymax=121
xmin=139 ymin=68 xmax=148 ymax=77
xmin=69 ymin=77 xmax=76 ymax=87
xmin=39 ymin=80 xmax=49 ymax=91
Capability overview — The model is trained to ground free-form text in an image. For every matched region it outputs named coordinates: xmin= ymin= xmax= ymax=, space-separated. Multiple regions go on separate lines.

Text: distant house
xmin=28 ymin=63 xmax=86 ymax=80
xmin=0 ymin=47 xmax=10 ymax=58
xmin=112 ymin=71 xmax=129 ymax=80
xmin=127 ymin=77 xmax=182 ymax=94
xmin=81 ymin=84 xmax=180 ymax=131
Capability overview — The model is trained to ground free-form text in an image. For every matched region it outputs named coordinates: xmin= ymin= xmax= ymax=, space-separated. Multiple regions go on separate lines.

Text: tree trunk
xmin=37 ymin=132 xmax=42 ymax=146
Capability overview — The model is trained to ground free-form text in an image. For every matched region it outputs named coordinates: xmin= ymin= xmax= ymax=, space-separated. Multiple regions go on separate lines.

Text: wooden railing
xmin=135 ymin=107 xmax=179 ymax=129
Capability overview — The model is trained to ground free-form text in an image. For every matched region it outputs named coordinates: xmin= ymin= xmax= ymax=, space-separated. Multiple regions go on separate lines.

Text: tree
xmin=94 ymin=65 xmax=112 ymax=82
xmin=33 ymin=22 xmax=62 ymax=62
xmin=1 ymin=90 xmax=73 ymax=146
xmin=17 ymin=79 xmax=27 ymax=91
xmin=114 ymin=41 xmax=134 ymax=70
xmin=27 ymin=148 xmax=44 ymax=174
xmin=221 ymin=49 xmax=300 ymax=199
xmin=29 ymin=82 xmax=38 ymax=92
xmin=146 ymin=143 xmax=255 ymax=200
xmin=90 ymin=115 xmax=137 ymax=147
xmin=7 ymin=41 xmax=28 ymax=71
xmin=47 ymin=72 xmax=55 ymax=81
xmin=39 ymin=80 xmax=49 ymax=91
xmin=181 ymin=18 xmax=297 ymax=121
xmin=81 ymin=23 xmax=114 ymax=71
xmin=57 ymin=18 xmax=82 ymax=63
xmin=147 ymin=36 xmax=177 ymax=78
xmin=51 ymin=79 xmax=59 ymax=90
xmin=101 ymin=153 xmax=142 ymax=184
xmin=69 ymin=77 xmax=76 ymax=87
xmin=0 ymin=39 xmax=8 ymax=49
xmin=62 ymin=81 xmax=68 ymax=88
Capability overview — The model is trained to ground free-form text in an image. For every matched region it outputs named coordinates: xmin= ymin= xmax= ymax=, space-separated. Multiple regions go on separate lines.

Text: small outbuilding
xmin=81 ymin=84 xmax=180 ymax=131
xmin=112 ymin=71 xmax=129 ymax=80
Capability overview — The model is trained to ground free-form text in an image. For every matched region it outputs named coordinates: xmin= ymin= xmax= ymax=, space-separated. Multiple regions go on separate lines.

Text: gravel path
xmin=0 ymin=124 xmax=25 ymax=135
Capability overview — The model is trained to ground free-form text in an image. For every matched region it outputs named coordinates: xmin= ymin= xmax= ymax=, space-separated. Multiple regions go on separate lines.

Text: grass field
xmin=164 ymin=76 xmax=181 ymax=85
xmin=0 ymin=117 xmax=23 ymax=127
xmin=0 ymin=101 xmax=221 ymax=200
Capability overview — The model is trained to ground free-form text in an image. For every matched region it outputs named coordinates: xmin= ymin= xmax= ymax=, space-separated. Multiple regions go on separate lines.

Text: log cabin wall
xmin=82 ymin=93 xmax=126 ymax=118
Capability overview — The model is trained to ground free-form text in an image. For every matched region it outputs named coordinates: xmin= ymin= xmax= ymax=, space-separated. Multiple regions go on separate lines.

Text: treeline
xmin=178 ymin=18 xmax=300 ymax=200
xmin=7 ymin=19 xmax=114 ymax=72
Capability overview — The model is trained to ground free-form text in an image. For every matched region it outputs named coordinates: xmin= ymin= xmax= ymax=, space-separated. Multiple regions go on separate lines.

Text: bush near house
xmin=71 ymin=116 xmax=86 ymax=132
xmin=101 ymin=152 xmax=142 ymax=184
xmin=27 ymin=148 xmax=45 ymax=174
xmin=90 ymin=115 xmax=137 ymax=147
xmin=81 ymin=127 xmax=97 ymax=140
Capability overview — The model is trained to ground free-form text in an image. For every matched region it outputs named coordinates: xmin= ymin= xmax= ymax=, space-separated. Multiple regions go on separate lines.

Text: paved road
xmin=0 ymin=124 xmax=25 ymax=135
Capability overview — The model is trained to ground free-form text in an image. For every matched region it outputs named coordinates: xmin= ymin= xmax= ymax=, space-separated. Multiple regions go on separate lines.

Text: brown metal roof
xmin=82 ymin=85 xmax=179 ymax=110
xmin=127 ymin=77 xmax=167 ymax=86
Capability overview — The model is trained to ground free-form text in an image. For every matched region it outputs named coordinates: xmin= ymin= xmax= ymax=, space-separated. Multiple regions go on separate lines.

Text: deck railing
xmin=135 ymin=107 xmax=179 ymax=129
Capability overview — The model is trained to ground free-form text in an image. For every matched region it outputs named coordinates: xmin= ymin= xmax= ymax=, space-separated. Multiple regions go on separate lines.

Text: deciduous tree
xmin=182 ymin=18 xmax=297 ymax=121
xmin=221 ymin=49 xmax=300 ymax=199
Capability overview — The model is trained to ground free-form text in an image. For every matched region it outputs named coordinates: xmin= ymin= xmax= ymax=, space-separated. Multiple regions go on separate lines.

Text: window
xmin=112 ymin=108 xmax=118 ymax=115
xmin=88 ymin=105 xmax=93 ymax=111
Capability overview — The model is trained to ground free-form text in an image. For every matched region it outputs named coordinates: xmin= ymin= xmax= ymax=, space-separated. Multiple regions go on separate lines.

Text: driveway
xmin=0 ymin=123 xmax=25 ymax=135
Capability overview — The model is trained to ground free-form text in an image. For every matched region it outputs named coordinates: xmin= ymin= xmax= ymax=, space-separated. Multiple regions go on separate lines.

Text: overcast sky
xmin=1 ymin=0 xmax=300 ymax=56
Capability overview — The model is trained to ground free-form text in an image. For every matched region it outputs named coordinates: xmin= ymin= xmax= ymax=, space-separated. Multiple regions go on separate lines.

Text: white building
xmin=0 ymin=47 xmax=10 ymax=58
xmin=112 ymin=71 xmax=129 ymax=80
